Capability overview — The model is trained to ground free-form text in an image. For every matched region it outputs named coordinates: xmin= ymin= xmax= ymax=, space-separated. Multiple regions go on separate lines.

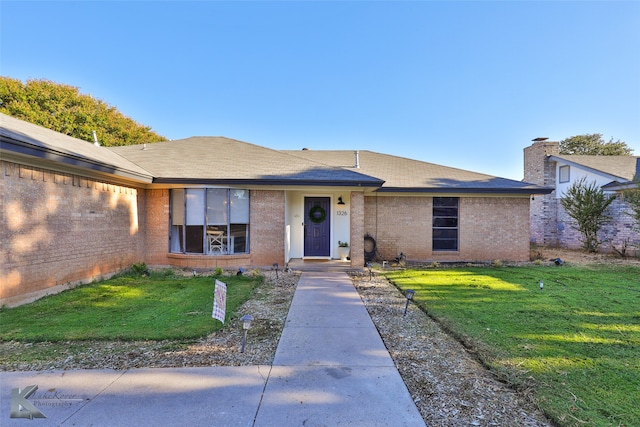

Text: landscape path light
xmin=240 ymin=314 xmax=254 ymax=353
xmin=539 ymin=280 xmax=544 ymax=291
xmin=404 ymin=289 xmax=415 ymax=317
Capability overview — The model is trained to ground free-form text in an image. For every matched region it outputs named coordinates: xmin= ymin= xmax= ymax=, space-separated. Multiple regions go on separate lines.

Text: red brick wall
xmin=143 ymin=189 xmax=169 ymax=266
xmin=461 ymin=197 xmax=530 ymax=261
xmin=249 ymin=190 xmax=285 ymax=267
xmin=1 ymin=160 xmax=534 ymax=307
xmin=1 ymin=161 xmax=145 ymax=306
xmin=349 ymin=191 xmax=365 ymax=267
xmin=364 ymin=195 xmax=530 ymax=262
xmin=364 ymin=196 xmax=431 ymax=261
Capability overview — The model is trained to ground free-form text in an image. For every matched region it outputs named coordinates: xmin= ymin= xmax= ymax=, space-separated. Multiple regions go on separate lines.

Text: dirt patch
xmin=531 ymin=246 xmax=640 ymax=266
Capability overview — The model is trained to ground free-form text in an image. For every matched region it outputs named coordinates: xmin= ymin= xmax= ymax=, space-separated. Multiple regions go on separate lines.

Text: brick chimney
xmin=523 ymin=138 xmax=559 ymax=186
xmin=524 ymin=138 xmax=560 ymax=247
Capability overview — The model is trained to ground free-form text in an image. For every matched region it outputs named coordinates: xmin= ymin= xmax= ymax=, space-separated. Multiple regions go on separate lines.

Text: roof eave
xmin=1 ymin=136 xmax=154 ymax=183
xmin=375 ymin=186 xmax=554 ymax=195
xmin=152 ymin=177 xmax=385 ymax=187
xmin=602 ymin=181 xmax=637 ymax=191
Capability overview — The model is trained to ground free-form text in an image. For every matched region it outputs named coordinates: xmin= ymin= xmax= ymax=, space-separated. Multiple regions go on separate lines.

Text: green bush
xmin=131 ymin=262 xmax=147 ymax=275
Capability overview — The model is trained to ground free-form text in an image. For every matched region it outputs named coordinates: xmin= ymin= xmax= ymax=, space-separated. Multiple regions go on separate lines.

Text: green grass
xmin=385 ymin=265 xmax=640 ymax=427
xmin=0 ymin=271 xmax=263 ymax=341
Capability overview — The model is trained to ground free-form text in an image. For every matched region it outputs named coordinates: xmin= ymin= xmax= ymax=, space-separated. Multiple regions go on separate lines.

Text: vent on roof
xmin=355 ymin=150 xmax=360 ymax=169
xmin=92 ymin=130 xmax=100 ymax=146
xmin=302 ymin=147 xmax=309 ymax=151
xmin=532 ymin=137 xmax=549 ymax=142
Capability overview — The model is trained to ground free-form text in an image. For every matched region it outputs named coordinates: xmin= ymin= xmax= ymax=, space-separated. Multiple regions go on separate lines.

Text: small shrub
xmin=131 ymin=262 xmax=148 ymax=275
xmin=251 ymin=268 xmax=262 ymax=276
xmin=430 ymin=261 xmax=440 ymax=268
xmin=214 ymin=267 xmax=223 ymax=276
xmin=492 ymin=259 xmax=503 ymax=267
xmin=611 ymin=239 xmax=630 ymax=258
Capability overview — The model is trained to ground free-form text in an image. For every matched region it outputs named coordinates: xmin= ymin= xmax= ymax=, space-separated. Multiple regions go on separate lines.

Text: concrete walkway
xmin=1 ymin=271 xmax=425 ymax=426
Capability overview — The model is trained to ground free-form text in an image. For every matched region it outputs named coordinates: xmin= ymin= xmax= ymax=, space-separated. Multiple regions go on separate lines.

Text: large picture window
xmin=433 ymin=197 xmax=458 ymax=251
xmin=170 ymin=188 xmax=250 ymax=255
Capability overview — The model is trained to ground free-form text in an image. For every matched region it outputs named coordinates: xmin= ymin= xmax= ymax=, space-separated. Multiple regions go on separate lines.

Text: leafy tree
xmin=560 ymin=177 xmax=616 ymax=252
xmin=622 ymin=179 xmax=640 ymax=234
xmin=0 ymin=77 xmax=166 ymax=146
xmin=559 ymin=134 xmax=633 ymax=156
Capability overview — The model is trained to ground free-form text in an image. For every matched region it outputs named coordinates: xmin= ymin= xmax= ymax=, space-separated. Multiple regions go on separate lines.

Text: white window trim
xmin=559 ymin=165 xmax=570 ymax=183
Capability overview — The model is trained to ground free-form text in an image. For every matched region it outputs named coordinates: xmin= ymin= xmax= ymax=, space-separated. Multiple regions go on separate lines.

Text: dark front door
xmin=304 ymin=197 xmax=330 ymax=257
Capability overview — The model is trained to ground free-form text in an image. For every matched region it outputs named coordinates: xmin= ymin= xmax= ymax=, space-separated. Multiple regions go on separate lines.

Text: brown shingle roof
xmin=283 ymin=149 xmax=548 ymax=193
xmin=551 ymin=155 xmax=639 ymax=182
xmin=109 ymin=137 xmax=383 ymax=186
xmin=1 ymin=113 xmax=551 ymax=194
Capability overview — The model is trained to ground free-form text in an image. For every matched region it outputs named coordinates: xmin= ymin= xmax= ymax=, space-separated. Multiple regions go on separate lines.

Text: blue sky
xmin=2 ymin=1 xmax=639 ymax=180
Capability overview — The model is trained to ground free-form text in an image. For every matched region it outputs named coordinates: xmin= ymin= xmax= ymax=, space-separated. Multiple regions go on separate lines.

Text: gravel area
xmin=351 ymin=272 xmax=552 ymax=427
xmin=3 ymin=248 xmax=637 ymax=425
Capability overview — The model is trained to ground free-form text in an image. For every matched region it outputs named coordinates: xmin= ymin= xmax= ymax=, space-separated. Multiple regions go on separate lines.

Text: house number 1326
xmin=337 ymin=210 xmax=348 ymax=216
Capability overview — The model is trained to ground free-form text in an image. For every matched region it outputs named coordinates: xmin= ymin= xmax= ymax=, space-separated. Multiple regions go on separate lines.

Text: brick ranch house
xmin=2 ymin=113 xmax=551 ymax=306
xmin=524 ymin=139 xmax=640 ymax=254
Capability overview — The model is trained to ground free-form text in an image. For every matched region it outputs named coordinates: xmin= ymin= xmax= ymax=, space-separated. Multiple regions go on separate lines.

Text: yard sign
xmin=212 ymin=280 xmax=227 ymax=323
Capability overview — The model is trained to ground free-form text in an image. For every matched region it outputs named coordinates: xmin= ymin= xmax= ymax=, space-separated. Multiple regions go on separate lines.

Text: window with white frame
xmin=170 ymin=189 xmax=250 ymax=255
xmin=559 ymin=165 xmax=570 ymax=183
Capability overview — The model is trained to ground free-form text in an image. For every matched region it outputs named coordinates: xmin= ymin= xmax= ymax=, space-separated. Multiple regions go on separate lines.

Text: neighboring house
xmin=2 ymin=113 xmax=551 ymax=306
xmin=524 ymin=139 xmax=640 ymax=253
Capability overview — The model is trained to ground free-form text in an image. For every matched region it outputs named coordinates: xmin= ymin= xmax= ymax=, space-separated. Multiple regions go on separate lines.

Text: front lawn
xmin=0 ymin=271 xmax=262 ymax=342
xmin=385 ymin=264 xmax=640 ymax=427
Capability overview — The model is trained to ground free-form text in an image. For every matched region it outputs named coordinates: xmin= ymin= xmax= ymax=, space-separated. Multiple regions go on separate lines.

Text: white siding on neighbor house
xmin=555 ymin=162 xmax=619 ymax=198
